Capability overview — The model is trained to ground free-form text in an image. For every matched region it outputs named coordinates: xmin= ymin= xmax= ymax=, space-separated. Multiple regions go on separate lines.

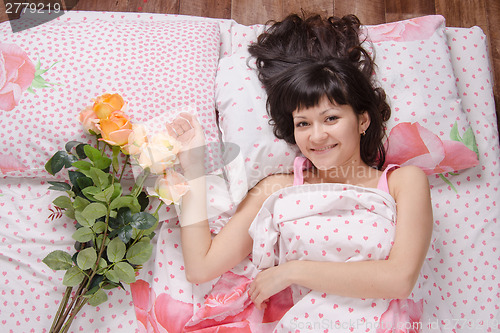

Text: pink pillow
xmin=0 ymin=12 xmax=221 ymax=178
xmin=216 ymin=15 xmax=479 ymax=194
xmin=363 ymin=16 xmax=479 ymax=174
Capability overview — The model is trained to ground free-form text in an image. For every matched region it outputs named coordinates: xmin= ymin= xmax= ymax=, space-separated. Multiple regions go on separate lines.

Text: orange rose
xmin=92 ymin=93 xmax=125 ymax=119
xmin=78 ymin=106 xmax=101 ymax=134
xmin=99 ymin=111 xmax=133 ymax=147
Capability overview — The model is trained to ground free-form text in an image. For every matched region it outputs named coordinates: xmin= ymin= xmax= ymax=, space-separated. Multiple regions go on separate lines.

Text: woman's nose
xmin=310 ymin=124 xmax=328 ymax=141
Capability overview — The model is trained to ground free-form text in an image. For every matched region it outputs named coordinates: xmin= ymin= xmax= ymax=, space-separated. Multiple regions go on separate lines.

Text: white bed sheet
xmin=0 ymin=16 xmax=498 ymax=333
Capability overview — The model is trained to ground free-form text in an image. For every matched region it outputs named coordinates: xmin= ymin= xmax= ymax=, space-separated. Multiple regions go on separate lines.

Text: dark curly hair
xmin=248 ymin=13 xmax=391 ymax=169
xmin=248 ymin=13 xmax=373 ymax=86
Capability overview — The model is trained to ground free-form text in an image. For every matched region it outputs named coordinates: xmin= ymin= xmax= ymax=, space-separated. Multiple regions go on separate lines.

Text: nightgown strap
xmin=292 ymin=156 xmax=310 ymax=186
xmin=376 ymin=164 xmax=400 ymax=194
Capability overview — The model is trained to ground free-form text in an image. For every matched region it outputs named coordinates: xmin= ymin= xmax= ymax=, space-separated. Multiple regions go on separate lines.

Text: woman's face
xmin=292 ymin=96 xmax=370 ymax=171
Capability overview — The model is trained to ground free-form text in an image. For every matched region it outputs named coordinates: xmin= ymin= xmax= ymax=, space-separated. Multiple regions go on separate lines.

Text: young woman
xmin=167 ymin=14 xmax=433 ymax=332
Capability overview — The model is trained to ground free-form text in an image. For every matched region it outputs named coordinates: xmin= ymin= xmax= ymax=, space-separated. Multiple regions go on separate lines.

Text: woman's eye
xmin=326 ymin=116 xmax=338 ymax=122
xmin=295 ymin=121 xmax=308 ymax=127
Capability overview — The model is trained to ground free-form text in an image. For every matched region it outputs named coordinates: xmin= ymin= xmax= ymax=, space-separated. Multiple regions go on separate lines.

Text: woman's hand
xmin=248 ymin=263 xmax=293 ymax=310
xmin=166 ymin=112 xmax=206 ymax=176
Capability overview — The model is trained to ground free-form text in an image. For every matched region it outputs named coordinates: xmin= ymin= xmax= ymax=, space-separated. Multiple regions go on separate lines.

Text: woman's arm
xmin=181 ymin=174 xmax=293 ymax=283
xmin=249 ymin=165 xmax=433 ymax=308
xmin=169 ymin=113 xmax=292 ymax=284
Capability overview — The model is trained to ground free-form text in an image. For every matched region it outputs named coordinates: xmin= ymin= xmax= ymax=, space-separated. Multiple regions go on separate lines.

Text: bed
xmin=0 ymin=9 xmax=498 ymax=333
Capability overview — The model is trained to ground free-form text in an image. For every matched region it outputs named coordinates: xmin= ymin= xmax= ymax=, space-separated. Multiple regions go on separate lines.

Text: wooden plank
xmin=386 ymin=0 xmax=435 ymax=22
xmin=282 ymin=0 xmax=333 ymax=18
xmin=231 ymin=0 xmax=283 ymax=25
xmin=435 ymin=0 xmax=488 ymax=28
xmin=485 ymin=0 xmax=500 ymax=131
xmin=179 ymin=0 xmax=231 ymax=19
xmin=334 ymin=0 xmax=385 ymax=25
xmin=71 ymin=0 xmax=179 ymax=13
xmin=0 ymin=1 xmax=9 ymax=23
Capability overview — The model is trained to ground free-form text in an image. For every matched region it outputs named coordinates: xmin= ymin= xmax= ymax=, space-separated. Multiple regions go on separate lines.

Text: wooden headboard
xmin=1 ymin=0 xmax=498 ymax=128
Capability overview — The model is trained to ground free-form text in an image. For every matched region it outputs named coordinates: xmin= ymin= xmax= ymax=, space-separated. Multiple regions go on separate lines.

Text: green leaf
xmin=97 ymin=258 xmax=108 ymax=273
xmin=112 ymin=145 xmax=121 ymax=173
xmin=87 ymin=288 xmax=108 ymax=306
xmin=47 ymin=181 xmax=71 ymax=192
xmin=72 ymin=227 xmax=94 ymax=242
xmin=126 ymin=242 xmax=153 ymax=265
xmin=75 ymin=175 xmax=94 ymax=190
xmin=109 ymin=196 xmax=141 ymax=213
xmin=92 ymin=221 xmax=107 ymax=234
xmin=77 ymin=247 xmax=97 ymax=270
xmin=110 ymin=183 xmax=123 ymax=201
xmin=131 ymin=212 xmax=157 ymax=230
xmin=462 ymin=127 xmax=479 ymax=158
xmin=53 ymin=195 xmax=73 ymax=209
xmin=117 ymin=225 xmax=134 ymax=243
xmin=94 ymin=156 xmax=112 ymax=171
xmin=104 ymin=269 xmax=120 ymax=283
xmin=142 ymin=218 xmax=159 ymax=236
xmin=438 ymin=173 xmax=458 ymax=193
xmin=63 ymin=266 xmax=85 ymax=287
xmin=107 ymin=237 xmax=126 ymax=263
xmin=64 ymin=206 xmax=75 ymax=219
xmin=449 ymin=121 xmax=461 ymax=142
xmin=84 ymin=145 xmax=103 ymax=163
xmin=113 ymin=262 xmax=136 ymax=283
xmin=81 ymin=186 xmax=101 ymax=201
xmin=73 ymin=196 xmax=90 ymax=211
xmin=75 ymin=143 xmax=88 ymax=159
xmin=31 ymin=75 xmax=50 ymax=89
xmin=96 ymin=234 xmax=110 ymax=251
xmin=84 ymin=202 xmax=108 ymax=219
xmin=137 ymin=191 xmax=150 ymax=211
xmin=45 ymin=151 xmax=78 ymax=175
xmin=42 ymin=250 xmax=73 ymax=270
xmin=108 ymin=207 xmax=132 ymax=229
xmin=102 ymin=280 xmax=123 ymax=290
xmin=75 ymin=210 xmax=95 ymax=228
xmin=72 ymin=160 xmax=93 ymax=171
xmin=65 ymin=141 xmax=85 ymax=153
xmin=87 ymin=274 xmax=105 ymax=293
xmin=93 ymin=185 xmax=115 ymax=203
xmin=88 ymin=167 xmax=110 ymax=189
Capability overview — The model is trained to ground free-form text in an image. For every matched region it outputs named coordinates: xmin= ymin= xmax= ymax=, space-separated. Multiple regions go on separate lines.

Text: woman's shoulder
xmin=388 ymin=165 xmax=429 ymax=196
xmin=390 ymin=165 xmax=427 ymax=179
xmin=252 ymin=173 xmax=295 ymax=194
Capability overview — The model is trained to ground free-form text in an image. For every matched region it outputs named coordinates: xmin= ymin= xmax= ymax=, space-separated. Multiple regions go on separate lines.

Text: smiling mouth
xmin=311 ymin=144 xmax=337 ymax=152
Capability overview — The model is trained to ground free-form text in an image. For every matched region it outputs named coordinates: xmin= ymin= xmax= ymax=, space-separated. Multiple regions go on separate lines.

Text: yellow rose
xmin=137 ymin=132 xmax=181 ymax=174
xmin=99 ymin=111 xmax=133 ymax=147
xmin=78 ymin=106 xmax=101 ymax=134
xmin=124 ymin=124 xmax=149 ymax=156
xmin=92 ymin=93 xmax=125 ymax=119
xmin=148 ymin=170 xmax=189 ymax=205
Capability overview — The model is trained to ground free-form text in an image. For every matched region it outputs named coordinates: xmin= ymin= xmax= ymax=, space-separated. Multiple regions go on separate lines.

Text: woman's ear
xmin=359 ymin=111 xmax=371 ymax=133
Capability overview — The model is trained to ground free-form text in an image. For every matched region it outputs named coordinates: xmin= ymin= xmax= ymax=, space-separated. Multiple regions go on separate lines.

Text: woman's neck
xmin=306 ymin=162 xmax=381 ymax=187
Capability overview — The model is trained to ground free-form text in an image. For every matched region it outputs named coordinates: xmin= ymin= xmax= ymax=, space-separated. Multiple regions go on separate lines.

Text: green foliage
xmin=43 ymin=140 xmax=157 ymax=309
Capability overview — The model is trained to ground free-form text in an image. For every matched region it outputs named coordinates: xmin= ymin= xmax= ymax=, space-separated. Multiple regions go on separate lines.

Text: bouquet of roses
xmin=42 ymin=93 xmax=189 ymax=333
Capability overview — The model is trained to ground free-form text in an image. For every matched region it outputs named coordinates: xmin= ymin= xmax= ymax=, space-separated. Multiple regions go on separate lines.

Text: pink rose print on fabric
xmin=130 ymin=279 xmax=193 ymax=333
xmin=377 ymin=299 xmax=423 ymax=333
xmin=185 ymin=271 xmax=258 ymax=331
xmin=0 ymin=152 xmax=28 ymax=173
xmin=367 ymin=15 xmax=443 ymax=43
xmin=0 ymin=42 xmax=35 ymax=111
xmin=384 ymin=122 xmax=478 ymax=175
